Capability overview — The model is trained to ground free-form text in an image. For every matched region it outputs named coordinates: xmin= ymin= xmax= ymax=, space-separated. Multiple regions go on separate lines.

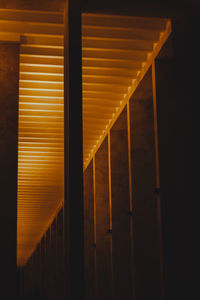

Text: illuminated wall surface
xmin=0 ymin=8 xmax=171 ymax=266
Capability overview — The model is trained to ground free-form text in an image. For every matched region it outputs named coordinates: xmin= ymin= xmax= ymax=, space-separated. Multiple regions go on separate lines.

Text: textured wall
xmin=0 ymin=42 xmax=19 ymax=300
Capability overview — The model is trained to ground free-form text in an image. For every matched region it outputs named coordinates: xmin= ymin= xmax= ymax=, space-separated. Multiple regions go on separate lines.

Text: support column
xmin=64 ymin=0 xmax=83 ymax=298
xmin=95 ymin=137 xmax=112 ymax=300
xmin=0 ymin=41 xmax=19 ymax=300
xmin=23 ymin=257 xmax=33 ymax=299
xmin=83 ymin=161 xmax=96 ymax=300
xmin=40 ymin=235 xmax=46 ymax=299
xmin=50 ymin=218 xmax=57 ymax=300
xmin=154 ymin=35 xmax=187 ymax=300
xmin=130 ymin=67 xmax=162 ymax=300
xmin=57 ymin=207 xmax=64 ymax=300
xmin=34 ymin=244 xmax=41 ymax=299
xmin=110 ymin=107 xmax=133 ymax=300
xmin=45 ymin=227 xmax=51 ymax=300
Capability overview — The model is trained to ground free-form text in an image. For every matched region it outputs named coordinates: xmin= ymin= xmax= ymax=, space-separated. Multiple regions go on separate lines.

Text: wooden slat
xmin=82 ymin=25 xmax=161 ymax=41
xmin=82 ymin=13 xmax=168 ymax=30
xmin=0 ymin=8 xmax=63 ymax=24
xmin=0 ymin=20 xmax=64 ymax=35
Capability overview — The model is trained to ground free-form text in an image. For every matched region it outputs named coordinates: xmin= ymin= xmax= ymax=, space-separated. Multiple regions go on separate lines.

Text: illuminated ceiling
xmin=0 ymin=8 xmax=171 ymax=266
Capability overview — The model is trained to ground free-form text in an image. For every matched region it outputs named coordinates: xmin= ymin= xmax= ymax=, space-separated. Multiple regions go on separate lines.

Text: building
xmin=0 ymin=0 xmax=197 ymax=300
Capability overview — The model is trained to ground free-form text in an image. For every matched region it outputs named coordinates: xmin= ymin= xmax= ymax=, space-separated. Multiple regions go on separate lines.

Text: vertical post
xmin=0 ymin=41 xmax=19 ymax=300
xmin=154 ymin=36 xmax=187 ymax=299
xmin=152 ymin=61 xmax=160 ymax=189
xmin=110 ymin=107 xmax=132 ymax=300
xmin=93 ymin=157 xmax=97 ymax=300
xmin=127 ymin=102 xmax=133 ymax=213
xmin=64 ymin=0 xmax=83 ymax=299
xmin=108 ymin=132 xmax=113 ymax=232
xmin=95 ymin=137 xmax=112 ymax=300
xmin=51 ymin=217 xmax=57 ymax=299
xmin=55 ymin=216 xmax=58 ymax=300
xmin=108 ymin=132 xmax=114 ymax=300
xmin=83 ymin=162 xmax=95 ymax=300
xmin=130 ymin=67 xmax=162 ymax=300
xmin=45 ymin=227 xmax=51 ymax=300
xmin=127 ymin=102 xmax=136 ymax=300
xmin=93 ymin=157 xmax=97 ymax=247
xmin=152 ymin=60 xmax=165 ymax=300
xmin=57 ymin=208 xmax=65 ymax=300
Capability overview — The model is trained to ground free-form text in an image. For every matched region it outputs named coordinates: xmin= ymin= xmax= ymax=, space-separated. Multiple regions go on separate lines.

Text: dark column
xmin=95 ymin=137 xmax=112 ymax=300
xmin=23 ymin=258 xmax=33 ymax=300
xmin=40 ymin=235 xmax=46 ymax=299
xmin=0 ymin=41 xmax=19 ymax=300
xmin=110 ymin=107 xmax=132 ymax=300
xmin=33 ymin=244 xmax=42 ymax=299
xmin=154 ymin=34 xmax=188 ymax=300
xmin=17 ymin=267 xmax=24 ymax=300
xmin=57 ymin=207 xmax=65 ymax=300
xmin=129 ymin=67 xmax=161 ymax=300
xmin=83 ymin=161 xmax=96 ymax=300
xmin=49 ymin=218 xmax=57 ymax=300
xmin=45 ymin=227 xmax=51 ymax=300
xmin=64 ymin=0 xmax=83 ymax=299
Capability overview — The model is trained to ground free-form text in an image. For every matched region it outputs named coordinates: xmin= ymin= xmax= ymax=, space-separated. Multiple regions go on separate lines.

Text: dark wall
xmin=0 ymin=42 xmax=19 ymax=300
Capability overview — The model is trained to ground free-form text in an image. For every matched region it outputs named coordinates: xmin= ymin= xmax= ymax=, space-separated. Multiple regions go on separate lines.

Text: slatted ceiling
xmin=0 ymin=8 xmax=171 ymax=266
xmin=82 ymin=14 xmax=171 ymax=166
xmin=16 ymin=12 xmax=64 ymax=264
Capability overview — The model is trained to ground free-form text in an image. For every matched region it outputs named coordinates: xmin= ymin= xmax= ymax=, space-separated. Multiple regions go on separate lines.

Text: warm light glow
xmin=0 ymin=8 xmax=171 ymax=266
